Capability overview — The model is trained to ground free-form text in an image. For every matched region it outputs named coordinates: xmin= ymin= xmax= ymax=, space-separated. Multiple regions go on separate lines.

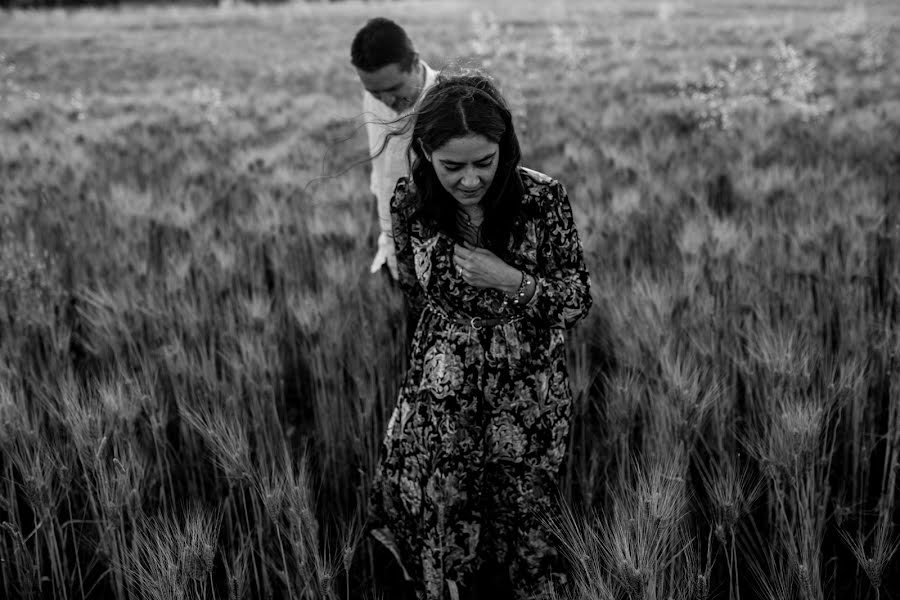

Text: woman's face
xmin=426 ymin=134 xmax=500 ymax=209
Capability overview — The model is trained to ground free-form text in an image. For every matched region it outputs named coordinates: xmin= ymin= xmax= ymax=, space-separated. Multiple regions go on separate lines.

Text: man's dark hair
xmin=351 ymin=17 xmax=417 ymax=73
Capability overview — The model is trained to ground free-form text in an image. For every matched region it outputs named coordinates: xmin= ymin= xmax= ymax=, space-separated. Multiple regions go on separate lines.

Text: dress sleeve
xmin=389 ymin=178 xmax=425 ymax=312
xmin=523 ymin=180 xmax=592 ymax=329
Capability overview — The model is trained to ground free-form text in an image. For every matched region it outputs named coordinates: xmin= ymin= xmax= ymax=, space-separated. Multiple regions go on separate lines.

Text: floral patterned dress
xmin=370 ymin=167 xmax=592 ymax=599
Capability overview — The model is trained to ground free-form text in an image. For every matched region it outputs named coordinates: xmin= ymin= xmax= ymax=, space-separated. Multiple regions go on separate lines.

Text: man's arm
xmin=364 ymin=92 xmax=399 ymax=279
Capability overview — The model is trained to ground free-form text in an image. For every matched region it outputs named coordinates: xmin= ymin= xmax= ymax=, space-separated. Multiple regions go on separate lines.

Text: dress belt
xmin=426 ymin=301 xmax=522 ymax=332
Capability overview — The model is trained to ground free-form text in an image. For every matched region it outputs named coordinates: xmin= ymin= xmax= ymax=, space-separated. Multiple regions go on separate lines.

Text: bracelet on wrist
xmin=507 ymin=271 xmax=532 ymax=306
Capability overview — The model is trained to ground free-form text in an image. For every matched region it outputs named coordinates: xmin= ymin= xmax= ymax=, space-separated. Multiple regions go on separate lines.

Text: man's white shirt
xmin=364 ymin=61 xmax=438 ymax=278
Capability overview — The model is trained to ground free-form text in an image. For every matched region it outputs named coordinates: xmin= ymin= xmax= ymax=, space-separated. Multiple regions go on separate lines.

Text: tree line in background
xmin=0 ymin=0 xmax=359 ymax=9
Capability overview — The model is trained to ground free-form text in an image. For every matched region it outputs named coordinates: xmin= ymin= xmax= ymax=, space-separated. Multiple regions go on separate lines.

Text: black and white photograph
xmin=1 ymin=0 xmax=899 ymax=598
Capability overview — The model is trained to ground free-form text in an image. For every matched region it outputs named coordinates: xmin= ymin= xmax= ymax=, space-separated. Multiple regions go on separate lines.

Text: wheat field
xmin=1 ymin=0 xmax=899 ymax=598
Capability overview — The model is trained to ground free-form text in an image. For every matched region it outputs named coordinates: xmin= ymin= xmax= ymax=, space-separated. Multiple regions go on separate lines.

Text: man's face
xmin=357 ymin=62 xmax=421 ymax=113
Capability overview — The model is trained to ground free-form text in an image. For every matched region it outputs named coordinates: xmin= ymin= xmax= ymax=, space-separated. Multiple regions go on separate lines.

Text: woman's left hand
xmin=453 ymin=242 xmax=521 ymax=293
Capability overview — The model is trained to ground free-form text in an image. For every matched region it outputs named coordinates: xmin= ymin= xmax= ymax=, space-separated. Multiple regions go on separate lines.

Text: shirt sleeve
xmin=523 ymin=180 xmax=592 ymax=329
xmin=364 ymin=92 xmax=398 ymax=237
xmin=364 ymin=93 xmax=383 ymax=195
xmin=389 ymin=178 xmax=425 ymax=313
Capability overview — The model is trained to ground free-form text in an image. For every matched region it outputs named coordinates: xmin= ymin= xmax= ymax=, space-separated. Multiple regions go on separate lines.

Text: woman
xmin=369 ymin=71 xmax=592 ymax=600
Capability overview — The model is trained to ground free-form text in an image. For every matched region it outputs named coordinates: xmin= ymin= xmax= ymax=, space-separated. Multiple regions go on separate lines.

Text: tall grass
xmin=1 ymin=0 xmax=899 ymax=598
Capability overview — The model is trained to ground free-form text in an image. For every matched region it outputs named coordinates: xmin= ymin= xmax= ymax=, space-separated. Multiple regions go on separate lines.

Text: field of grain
xmin=1 ymin=0 xmax=899 ymax=598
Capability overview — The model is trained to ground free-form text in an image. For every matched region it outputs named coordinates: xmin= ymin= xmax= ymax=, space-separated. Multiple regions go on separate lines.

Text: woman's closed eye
xmin=444 ymin=160 xmax=493 ymax=172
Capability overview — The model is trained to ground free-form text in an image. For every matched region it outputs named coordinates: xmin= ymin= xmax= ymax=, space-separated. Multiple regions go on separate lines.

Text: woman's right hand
xmin=453 ymin=242 xmax=521 ymax=293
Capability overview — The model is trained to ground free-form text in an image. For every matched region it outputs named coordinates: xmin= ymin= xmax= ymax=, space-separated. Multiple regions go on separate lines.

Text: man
xmin=351 ymin=17 xmax=437 ymax=281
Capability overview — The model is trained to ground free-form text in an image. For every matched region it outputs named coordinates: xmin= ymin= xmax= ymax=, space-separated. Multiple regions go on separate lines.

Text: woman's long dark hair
xmin=408 ymin=70 xmax=524 ymax=257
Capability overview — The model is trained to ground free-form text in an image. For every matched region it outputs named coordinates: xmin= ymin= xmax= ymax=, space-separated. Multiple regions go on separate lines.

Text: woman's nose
xmin=460 ymin=168 xmax=479 ymax=187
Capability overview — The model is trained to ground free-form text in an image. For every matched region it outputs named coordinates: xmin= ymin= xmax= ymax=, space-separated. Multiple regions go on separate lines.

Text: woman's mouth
xmin=458 ymin=188 xmax=481 ymax=198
